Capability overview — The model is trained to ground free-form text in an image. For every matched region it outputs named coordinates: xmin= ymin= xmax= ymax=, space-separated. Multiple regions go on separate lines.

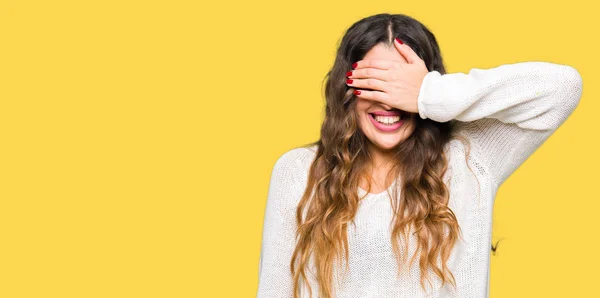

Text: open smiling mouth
xmin=368 ymin=113 xmax=405 ymax=132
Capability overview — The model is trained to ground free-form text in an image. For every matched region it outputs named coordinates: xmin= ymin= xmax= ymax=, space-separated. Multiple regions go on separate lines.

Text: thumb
xmin=394 ymin=38 xmax=421 ymax=64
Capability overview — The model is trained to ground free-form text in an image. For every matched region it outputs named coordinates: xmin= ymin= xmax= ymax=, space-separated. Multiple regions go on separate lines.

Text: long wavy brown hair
xmin=289 ymin=13 xmax=480 ymax=298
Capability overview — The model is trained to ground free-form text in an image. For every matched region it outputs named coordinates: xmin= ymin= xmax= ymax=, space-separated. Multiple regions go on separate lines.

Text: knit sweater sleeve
xmin=417 ymin=61 xmax=583 ymax=188
xmin=257 ymin=148 xmax=307 ymax=298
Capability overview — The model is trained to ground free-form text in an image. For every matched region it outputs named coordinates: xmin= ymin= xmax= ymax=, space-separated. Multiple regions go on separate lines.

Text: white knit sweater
xmin=257 ymin=61 xmax=583 ymax=298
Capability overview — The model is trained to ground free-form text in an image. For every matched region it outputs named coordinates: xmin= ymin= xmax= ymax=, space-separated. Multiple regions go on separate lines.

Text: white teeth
xmin=374 ymin=115 xmax=401 ymax=124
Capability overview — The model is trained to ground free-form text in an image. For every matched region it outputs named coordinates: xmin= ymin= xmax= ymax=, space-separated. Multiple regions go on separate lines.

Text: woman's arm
xmin=417 ymin=61 xmax=583 ymax=188
xmin=257 ymin=149 xmax=305 ymax=297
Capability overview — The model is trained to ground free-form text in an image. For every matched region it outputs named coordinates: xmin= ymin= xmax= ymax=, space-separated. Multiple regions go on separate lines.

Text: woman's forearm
xmin=417 ymin=61 xmax=582 ymax=129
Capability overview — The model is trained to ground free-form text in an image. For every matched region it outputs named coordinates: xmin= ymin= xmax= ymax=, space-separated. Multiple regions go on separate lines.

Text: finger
xmin=346 ymin=77 xmax=387 ymax=92
xmin=393 ymin=37 xmax=404 ymax=54
xmin=353 ymin=58 xmax=396 ymax=70
xmin=347 ymin=67 xmax=389 ymax=81
xmin=353 ymin=89 xmax=391 ymax=106
xmin=397 ymin=42 xmax=422 ymax=65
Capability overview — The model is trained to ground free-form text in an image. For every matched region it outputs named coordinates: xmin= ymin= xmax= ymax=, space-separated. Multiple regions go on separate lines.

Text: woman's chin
xmin=370 ymin=138 xmax=403 ymax=151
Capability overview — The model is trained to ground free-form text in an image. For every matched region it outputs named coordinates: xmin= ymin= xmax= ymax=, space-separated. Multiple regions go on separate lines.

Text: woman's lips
xmin=368 ymin=113 xmax=404 ymax=132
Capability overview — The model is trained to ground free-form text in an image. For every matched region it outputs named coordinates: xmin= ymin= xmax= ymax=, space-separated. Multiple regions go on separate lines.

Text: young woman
xmin=257 ymin=13 xmax=583 ymax=298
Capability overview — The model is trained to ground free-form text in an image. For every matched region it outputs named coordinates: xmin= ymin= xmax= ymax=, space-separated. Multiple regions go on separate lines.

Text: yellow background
xmin=1 ymin=0 xmax=597 ymax=297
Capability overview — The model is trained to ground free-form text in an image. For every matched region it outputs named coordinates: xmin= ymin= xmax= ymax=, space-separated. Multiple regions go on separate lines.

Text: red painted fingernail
xmin=346 ymin=79 xmax=353 ymax=84
xmin=352 ymin=62 xmax=357 ymax=69
xmin=353 ymin=90 xmax=361 ymax=95
xmin=396 ymin=37 xmax=403 ymax=45
xmin=346 ymin=71 xmax=352 ymax=76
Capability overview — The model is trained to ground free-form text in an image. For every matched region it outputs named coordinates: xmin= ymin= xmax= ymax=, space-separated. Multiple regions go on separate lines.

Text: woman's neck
xmin=367 ymin=143 xmax=396 ymax=172
xmin=361 ymin=144 xmax=399 ymax=192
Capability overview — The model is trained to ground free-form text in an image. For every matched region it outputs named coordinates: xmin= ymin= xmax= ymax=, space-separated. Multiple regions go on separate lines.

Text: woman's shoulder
xmin=272 ymin=143 xmax=319 ymax=175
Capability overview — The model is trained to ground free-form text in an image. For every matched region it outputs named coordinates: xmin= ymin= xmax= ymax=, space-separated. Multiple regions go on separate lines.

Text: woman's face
xmin=355 ymin=43 xmax=418 ymax=151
